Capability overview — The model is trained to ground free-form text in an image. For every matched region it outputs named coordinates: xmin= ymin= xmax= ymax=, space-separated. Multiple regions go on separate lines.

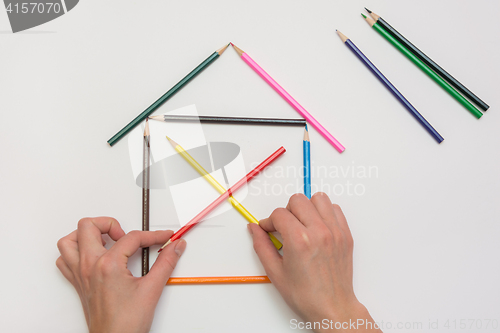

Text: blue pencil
xmin=303 ymin=125 xmax=311 ymax=199
xmin=337 ymin=30 xmax=444 ymax=144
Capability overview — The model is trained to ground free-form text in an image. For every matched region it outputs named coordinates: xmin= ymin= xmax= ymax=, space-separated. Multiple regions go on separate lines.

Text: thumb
xmin=248 ymin=224 xmax=283 ymax=283
xmin=146 ymin=239 xmax=187 ymax=287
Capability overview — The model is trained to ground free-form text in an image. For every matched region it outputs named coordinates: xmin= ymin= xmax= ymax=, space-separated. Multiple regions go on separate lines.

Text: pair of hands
xmin=56 ymin=193 xmax=379 ymax=332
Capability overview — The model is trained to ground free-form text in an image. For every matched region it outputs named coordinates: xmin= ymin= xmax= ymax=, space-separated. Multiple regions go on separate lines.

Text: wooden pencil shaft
xmin=303 ymin=138 xmax=311 ymax=199
xmin=167 ymin=276 xmax=271 ymax=284
xmin=142 ymin=134 xmax=150 ymax=276
xmin=344 ymin=38 xmax=444 ymax=143
xmin=377 ymin=17 xmax=489 ymax=111
xmin=107 ymin=50 xmax=221 ymax=146
xmin=154 ymin=115 xmax=306 ymax=126
xmin=142 ymin=248 xmax=149 ymax=276
xmin=370 ymin=22 xmax=483 ymax=119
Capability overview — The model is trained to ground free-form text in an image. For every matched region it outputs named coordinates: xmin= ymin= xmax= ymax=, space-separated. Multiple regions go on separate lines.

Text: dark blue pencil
xmin=337 ymin=30 xmax=444 ymax=144
xmin=303 ymin=125 xmax=311 ymax=199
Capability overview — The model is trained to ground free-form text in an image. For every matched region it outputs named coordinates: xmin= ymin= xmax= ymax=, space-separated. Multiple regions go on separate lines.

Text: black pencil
xmin=107 ymin=43 xmax=230 ymax=146
xmin=149 ymin=114 xmax=306 ymax=126
xmin=142 ymin=119 xmax=150 ymax=276
xmin=365 ymin=8 xmax=489 ymax=111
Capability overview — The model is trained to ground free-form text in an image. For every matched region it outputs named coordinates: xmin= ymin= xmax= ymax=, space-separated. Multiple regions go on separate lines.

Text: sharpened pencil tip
xmin=364 ymin=7 xmax=372 ymax=13
xmin=305 ymin=123 xmax=308 ymax=131
xmin=165 ymin=135 xmax=178 ymax=147
xmin=217 ymin=43 xmax=230 ymax=55
xmin=361 ymin=13 xmax=367 ymax=18
xmin=231 ymin=43 xmax=244 ymax=57
xmin=337 ymin=30 xmax=348 ymax=43
xmin=303 ymin=127 xmax=310 ymax=142
xmin=159 ymin=239 xmax=172 ymax=252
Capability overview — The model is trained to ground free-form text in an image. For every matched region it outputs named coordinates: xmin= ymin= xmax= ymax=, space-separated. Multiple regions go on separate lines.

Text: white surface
xmin=1 ymin=0 xmax=499 ymax=332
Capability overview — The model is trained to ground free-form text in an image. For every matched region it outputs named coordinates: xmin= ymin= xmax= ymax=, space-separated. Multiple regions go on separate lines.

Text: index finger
xmin=77 ymin=217 xmax=125 ymax=257
xmin=108 ymin=230 xmax=174 ymax=261
xmin=259 ymin=207 xmax=305 ymax=241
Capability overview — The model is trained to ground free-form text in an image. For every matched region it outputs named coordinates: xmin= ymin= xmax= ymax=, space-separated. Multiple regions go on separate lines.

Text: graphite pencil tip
xmin=158 ymin=239 xmax=172 ymax=252
xmin=337 ymin=30 xmax=348 ymax=43
xmin=367 ymin=10 xmax=380 ymax=21
xmin=362 ymin=13 xmax=376 ymax=26
xmin=364 ymin=7 xmax=372 ymax=13
xmin=230 ymin=43 xmax=244 ymax=57
xmin=217 ymin=43 xmax=230 ymax=55
xmin=165 ymin=135 xmax=178 ymax=147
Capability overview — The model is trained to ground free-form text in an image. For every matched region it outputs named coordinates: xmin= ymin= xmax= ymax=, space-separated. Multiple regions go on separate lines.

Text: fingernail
xmin=174 ymin=239 xmax=186 ymax=257
xmin=247 ymin=224 xmax=253 ymax=236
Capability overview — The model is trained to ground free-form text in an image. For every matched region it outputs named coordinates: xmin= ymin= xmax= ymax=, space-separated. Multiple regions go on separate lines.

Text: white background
xmin=1 ymin=0 xmax=499 ymax=332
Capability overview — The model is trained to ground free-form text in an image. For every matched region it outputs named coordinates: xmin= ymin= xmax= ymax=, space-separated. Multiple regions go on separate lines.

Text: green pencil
xmin=362 ymin=14 xmax=482 ymax=119
xmin=107 ymin=43 xmax=230 ymax=146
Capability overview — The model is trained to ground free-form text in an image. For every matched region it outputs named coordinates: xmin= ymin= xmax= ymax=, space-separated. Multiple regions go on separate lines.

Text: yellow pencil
xmin=166 ymin=136 xmax=283 ymax=250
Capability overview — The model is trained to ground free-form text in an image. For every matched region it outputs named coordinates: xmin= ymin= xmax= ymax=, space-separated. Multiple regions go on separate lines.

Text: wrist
xmin=319 ymin=301 xmax=381 ymax=332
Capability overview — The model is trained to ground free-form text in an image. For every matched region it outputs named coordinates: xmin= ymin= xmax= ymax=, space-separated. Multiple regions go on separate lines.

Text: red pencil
xmin=159 ymin=146 xmax=286 ymax=251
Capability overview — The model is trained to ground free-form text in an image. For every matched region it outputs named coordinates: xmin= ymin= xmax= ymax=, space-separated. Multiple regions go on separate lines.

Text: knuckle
xmin=77 ymin=218 xmax=91 ymax=229
xmin=56 ymin=238 xmax=68 ymax=251
xmin=127 ymin=230 xmax=142 ymax=241
xmin=332 ymin=230 xmax=346 ymax=246
xmin=55 ymin=256 xmax=65 ymax=269
xmin=313 ymin=225 xmax=333 ymax=244
xmin=105 ymin=216 xmax=120 ymax=228
xmin=271 ymin=207 xmax=288 ymax=219
xmin=96 ymin=256 xmax=116 ymax=276
xmin=319 ymin=230 xmax=334 ymax=247
xmin=105 ymin=216 xmax=118 ymax=224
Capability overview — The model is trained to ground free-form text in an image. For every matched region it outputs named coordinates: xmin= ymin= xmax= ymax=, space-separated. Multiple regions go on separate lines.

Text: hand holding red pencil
xmin=249 ymin=193 xmax=381 ymax=332
xmin=56 ymin=217 xmax=186 ymax=333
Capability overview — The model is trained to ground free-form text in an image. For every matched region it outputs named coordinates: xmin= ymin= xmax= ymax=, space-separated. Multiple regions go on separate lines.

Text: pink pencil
xmin=231 ymin=43 xmax=345 ymax=153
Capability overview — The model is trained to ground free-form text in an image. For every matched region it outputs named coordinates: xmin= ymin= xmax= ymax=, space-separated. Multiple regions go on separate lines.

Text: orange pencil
xmin=166 ymin=276 xmax=271 ymax=285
